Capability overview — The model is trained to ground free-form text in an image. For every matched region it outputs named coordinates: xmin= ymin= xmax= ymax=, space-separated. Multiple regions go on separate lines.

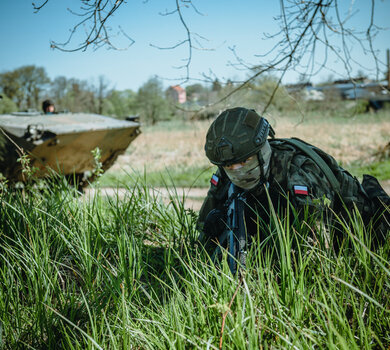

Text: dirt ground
xmin=85 ymin=187 xmax=208 ymax=211
xmin=103 ymin=112 xmax=390 ymax=211
xmin=109 ymin=114 xmax=390 ymax=175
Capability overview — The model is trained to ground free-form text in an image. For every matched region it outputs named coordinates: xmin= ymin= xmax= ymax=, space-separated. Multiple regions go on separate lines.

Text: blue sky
xmin=1 ymin=0 xmax=389 ymax=91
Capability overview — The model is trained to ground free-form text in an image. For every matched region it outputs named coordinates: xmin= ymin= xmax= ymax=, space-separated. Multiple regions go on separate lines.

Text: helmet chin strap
xmin=256 ymin=152 xmax=268 ymax=186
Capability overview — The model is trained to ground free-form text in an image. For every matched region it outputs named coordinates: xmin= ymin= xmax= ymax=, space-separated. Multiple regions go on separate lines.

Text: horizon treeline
xmin=0 ymin=65 xmax=374 ymax=124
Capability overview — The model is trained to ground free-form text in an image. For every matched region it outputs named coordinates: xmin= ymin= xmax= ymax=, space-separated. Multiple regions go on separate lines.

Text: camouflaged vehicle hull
xmin=0 ymin=112 xmax=140 ymax=185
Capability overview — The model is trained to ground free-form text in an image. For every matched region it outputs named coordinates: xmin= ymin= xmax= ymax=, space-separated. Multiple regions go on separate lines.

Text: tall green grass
xmin=0 ymin=174 xmax=389 ymax=349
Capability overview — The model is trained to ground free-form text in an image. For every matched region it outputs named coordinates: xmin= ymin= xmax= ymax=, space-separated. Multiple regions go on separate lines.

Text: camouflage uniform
xmin=198 ymin=138 xmax=388 ymax=246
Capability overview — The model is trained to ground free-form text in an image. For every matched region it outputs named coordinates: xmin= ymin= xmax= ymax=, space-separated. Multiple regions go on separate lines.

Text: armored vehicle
xmin=0 ymin=111 xmax=141 ymax=187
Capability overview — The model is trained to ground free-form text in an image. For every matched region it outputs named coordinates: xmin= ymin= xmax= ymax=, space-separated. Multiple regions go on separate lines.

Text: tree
xmin=185 ymin=83 xmax=211 ymax=105
xmin=50 ymin=76 xmax=102 ymax=113
xmin=20 ymin=66 xmax=50 ymax=109
xmin=212 ymin=79 xmax=222 ymax=92
xmin=95 ymin=75 xmax=111 ymax=115
xmin=0 ymin=65 xmax=50 ymax=110
xmin=247 ymin=75 xmax=291 ymax=112
xmin=104 ymin=89 xmax=137 ymax=118
xmin=136 ymin=77 xmax=170 ymax=125
xmin=0 ymin=71 xmax=23 ymax=107
xmin=62 ymin=79 xmax=96 ymax=113
xmin=185 ymin=84 xmax=205 ymax=99
xmin=50 ymin=76 xmax=70 ymax=109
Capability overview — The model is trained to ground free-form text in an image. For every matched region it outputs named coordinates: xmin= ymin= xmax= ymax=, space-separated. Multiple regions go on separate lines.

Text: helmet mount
xmin=216 ymin=137 xmax=234 ymax=163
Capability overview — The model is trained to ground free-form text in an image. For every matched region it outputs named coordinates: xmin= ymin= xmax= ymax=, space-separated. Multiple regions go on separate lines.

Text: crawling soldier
xmin=197 ymin=107 xmax=389 ymax=250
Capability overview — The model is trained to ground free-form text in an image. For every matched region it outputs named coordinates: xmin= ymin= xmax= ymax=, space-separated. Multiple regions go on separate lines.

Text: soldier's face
xmin=223 ymin=155 xmax=261 ymax=190
xmin=45 ymin=105 xmax=55 ymax=113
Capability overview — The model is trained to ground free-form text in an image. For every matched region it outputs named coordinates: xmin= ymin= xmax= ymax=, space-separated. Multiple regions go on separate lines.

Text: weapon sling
xmin=280 ymin=138 xmax=341 ymax=193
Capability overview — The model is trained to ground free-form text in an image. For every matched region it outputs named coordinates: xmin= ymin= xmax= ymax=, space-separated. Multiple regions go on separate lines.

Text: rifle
xmin=211 ymin=183 xmax=248 ymax=275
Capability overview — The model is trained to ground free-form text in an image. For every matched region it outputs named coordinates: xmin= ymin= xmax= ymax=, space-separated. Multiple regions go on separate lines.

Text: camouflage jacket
xmin=197 ymin=138 xmax=373 ymax=238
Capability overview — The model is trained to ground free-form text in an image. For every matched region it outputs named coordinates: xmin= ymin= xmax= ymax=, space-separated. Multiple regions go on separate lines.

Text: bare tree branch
xmin=204 ymin=0 xmax=325 ymax=113
xmin=32 ymin=0 xmax=49 ymax=12
xmin=34 ymin=0 xmax=134 ymax=51
xmin=32 ymin=0 xmax=387 ymax=112
xmin=366 ymin=0 xmax=380 ymax=80
xmin=151 ymin=0 xmax=202 ymax=83
xmin=194 ymin=0 xmax=386 ymax=114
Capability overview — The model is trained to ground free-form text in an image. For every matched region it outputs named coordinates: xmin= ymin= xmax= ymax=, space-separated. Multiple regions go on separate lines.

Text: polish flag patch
xmin=294 ymin=185 xmax=309 ymax=195
xmin=210 ymin=174 xmax=219 ymax=186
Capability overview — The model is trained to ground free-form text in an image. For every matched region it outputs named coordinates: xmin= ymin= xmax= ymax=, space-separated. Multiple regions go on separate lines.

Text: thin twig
xmin=219 ymin=272 xmax=244 ymax=350
xmin=0 ymin=127 xmax=24 ymax=156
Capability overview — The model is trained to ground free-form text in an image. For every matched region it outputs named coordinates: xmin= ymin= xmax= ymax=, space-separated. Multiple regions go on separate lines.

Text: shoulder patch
xmin=294 ymin=185 xmax=309 ymax=195
xmin=210 ymin=174 xmax=219 ymax=186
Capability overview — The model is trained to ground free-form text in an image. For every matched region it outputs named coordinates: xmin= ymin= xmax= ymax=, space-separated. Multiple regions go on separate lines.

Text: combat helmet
xmin=205 ymin=107 xmax=274 ymax=166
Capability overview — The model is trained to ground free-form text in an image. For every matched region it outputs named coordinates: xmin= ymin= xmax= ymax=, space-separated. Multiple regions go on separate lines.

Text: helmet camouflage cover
xmin=205 ymin=107 xmax=271 ymax=166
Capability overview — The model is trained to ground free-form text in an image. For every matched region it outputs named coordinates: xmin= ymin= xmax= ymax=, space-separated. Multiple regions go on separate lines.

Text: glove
xmin=198 ymin=209 xmax=226 ymax=246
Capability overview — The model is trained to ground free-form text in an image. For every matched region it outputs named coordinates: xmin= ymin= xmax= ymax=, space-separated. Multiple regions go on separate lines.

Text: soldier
xmin=42 ymin=99 xmax=55 ymax=114
xmin=198 ymin=107 xmax=389 ymax=250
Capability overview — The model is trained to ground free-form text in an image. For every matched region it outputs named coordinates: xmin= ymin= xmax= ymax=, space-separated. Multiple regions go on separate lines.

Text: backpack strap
xmin=280 ymin=138 xmax=341 ymax=193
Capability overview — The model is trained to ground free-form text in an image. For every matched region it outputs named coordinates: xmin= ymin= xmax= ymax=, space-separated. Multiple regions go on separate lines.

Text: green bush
xmin=349 ymin=159 xmax=390 ymax=181
xmin=0 ymin=94 xmax=17 ymax=114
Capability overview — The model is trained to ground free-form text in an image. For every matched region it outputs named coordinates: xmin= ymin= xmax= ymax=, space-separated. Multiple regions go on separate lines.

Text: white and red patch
xmin=294 ymin=185 xmax=309 ymax=195
xmin=210 ymin=174 xmax=219 ymax=186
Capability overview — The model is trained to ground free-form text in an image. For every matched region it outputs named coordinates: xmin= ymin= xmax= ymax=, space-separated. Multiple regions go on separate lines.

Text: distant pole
xmin=387 ymin=49 xmax=390 ymax=90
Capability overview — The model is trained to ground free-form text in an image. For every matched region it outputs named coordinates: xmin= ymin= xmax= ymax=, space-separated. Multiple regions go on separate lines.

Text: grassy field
xmin=0 ymin=109 xmax=389 ymax=349
xmin=101 ymin=110 xmax=390 ymax=188
xmin=0 ymin=175 xmax=389 ymax=349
